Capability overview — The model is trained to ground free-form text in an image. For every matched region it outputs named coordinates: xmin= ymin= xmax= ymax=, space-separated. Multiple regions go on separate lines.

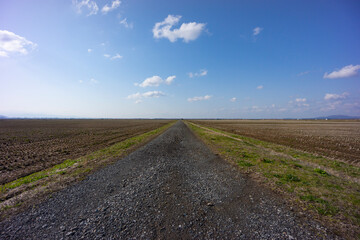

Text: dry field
xmin=0 ymin=119 xmax=172 ymax=184
xmin=192 ymin=119 xmax=360 ymax=165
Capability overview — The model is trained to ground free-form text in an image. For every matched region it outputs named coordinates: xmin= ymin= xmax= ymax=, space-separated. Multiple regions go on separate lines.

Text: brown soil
xmin=0 ymin=119 xmax=172 ymax=184
xmin=191 ymin=119 xmax=360 ymax=165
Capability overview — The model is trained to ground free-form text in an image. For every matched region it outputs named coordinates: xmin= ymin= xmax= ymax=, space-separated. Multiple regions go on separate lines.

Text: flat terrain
xmin=0 ymin=119 xmax=172 ymax=184
xmin=192 ymin=120 xmax=360 ymax=165
xmin=0 ymin=121 xmax=335 ymax=239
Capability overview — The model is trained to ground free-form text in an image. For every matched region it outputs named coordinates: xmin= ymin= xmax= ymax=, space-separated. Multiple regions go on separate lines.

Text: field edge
xmin=0 ymin=120 xmax=177 ymax=220
xmin=185 ymin=121 xmax=360 ymax=239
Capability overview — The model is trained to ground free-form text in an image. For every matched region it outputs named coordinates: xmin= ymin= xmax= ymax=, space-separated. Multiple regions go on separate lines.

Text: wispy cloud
xmin=127 ymin=91 xmax=165 ymax=103
xmin=321 ymin=101 xmax=343 ymax=111
xmin=257 ymin=85 xmax=263 ymax=90
xmin=324 ymin=92 xmax=349 ymax=100
xmin=291 ymin=98 xmax=309 ymax=107
xmin=120 ymin=18 xmax=133 ymax=29
xmin=153 ymin=15 xmax=206 ymax=43
xmin=253 ymin=27 xmax=263 ymax=36
xmin=188 ymin=69 xmax=207 ymax=78
xmin=79 ymin=79 xmax=99 ymax=84
xmin=295 ymin=98 xmax=306 ymax=102
xmin=188 ymin=95 xmax=212 ymax=102
xmin=90 ymin=78 xmax=98 ymax=84
xmin=251 ymin=106 xmax=262 ymax=112
xmin=0 ymin=30 xmax=37 ymax=57
xmin=230 ymin=97 xmax=236 ymax=102
xmin=73 ymin=0 xmax=99 ymax=16
xmin=324 ymin=64 xmax=360 ymax=79
xmin=87 ymin=48 xmax=92 ymax=53
xmin=127 ymin=92 xmax=142 ymax=99
xmin=136 ymin=75 xmax=176 ymax=87
xmin=102 ymin=0 xmax=121 ymax=14
xmin=104 ymin=53 xmax=123 ymax=60
xmin=142 ymin=91 xmax=165 ymax=98
xmin=111 ymin=53 xmax=122 ymax=60
xmin=297 ymin=71 xmax=310 ymax=76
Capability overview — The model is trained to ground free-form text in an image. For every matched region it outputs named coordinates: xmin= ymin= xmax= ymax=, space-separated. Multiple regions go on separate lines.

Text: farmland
xmin=187 ymin=121 xmax=360 ymax=238
xmin=0 ymin=119 xmax=172 ymax=184
xmin=191 ymin=119 xmax=360 ymax=165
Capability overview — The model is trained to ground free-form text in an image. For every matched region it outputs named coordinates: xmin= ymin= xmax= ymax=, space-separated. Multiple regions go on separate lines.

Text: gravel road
xmin=0 ymin=121 xmax=338 ymax=239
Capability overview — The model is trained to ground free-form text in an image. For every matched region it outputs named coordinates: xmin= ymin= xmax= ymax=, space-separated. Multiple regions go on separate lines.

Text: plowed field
xmin=0 ymin=119 xmax=172 ymax=184
xmin=191 ymin=120 xmax=360 ymax=165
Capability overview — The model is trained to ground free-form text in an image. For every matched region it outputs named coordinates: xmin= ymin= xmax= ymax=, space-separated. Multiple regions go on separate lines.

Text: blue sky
xmin=1 ymin=0 xmax=359 ymax=118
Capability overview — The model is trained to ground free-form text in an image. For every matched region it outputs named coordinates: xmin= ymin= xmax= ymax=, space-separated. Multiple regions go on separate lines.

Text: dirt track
xmin=0 ymin=121 xmax=337 ymax=239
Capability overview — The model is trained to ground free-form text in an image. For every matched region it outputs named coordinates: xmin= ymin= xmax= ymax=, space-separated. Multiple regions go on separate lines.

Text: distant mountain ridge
xmin=0 ymin=115 xmax=7 ymax=119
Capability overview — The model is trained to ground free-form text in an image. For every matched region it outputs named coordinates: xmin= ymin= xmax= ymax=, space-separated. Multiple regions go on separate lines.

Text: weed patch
xmin=237 ymin=160 xmax=254 ymax=167
xmin=314 ymin=168 xmax=330 ymax=176
xmin=261 ymin=158 xmax=273 ymax=163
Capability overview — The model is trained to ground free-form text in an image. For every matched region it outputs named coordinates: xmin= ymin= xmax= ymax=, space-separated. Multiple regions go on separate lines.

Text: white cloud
xmin=127 ymin=92 xmax=142 ymax=100
xmin=324 ymin=64 xmax=360 ymax=79
xmin=87 ymin=48 xmax=92 ymax=53
xmin=111 ymin=53 xmax=122 ymax=60
xmin=295 ymin=98 xmax=306 ymax=102
xmin=104 ymin=53 xmax=122 ymax=60
xmin=321 ymin=100 xmax=343 ymax=111
xmin=79 ymin=80 xmax=84 ymax=83
xmin=298 ymin=71 xmax=309 ymax=76
xmin=165 ymin=75 xmax=176 ymax=85
xmin=127 ymin=91 xmax=165 ymax=103
xmin=120 ymin=18 xmax=133 ymax=29
xmin=187 ymin=95 xmax=212 ymax=102
xmin=188 ymin=69 xmax=207 ymax=78
xmin=102 ymin=0 xmax=121 ymax=14
xmin=0 ymin=30 xmax=37 ymax=57
xmin=199 ymin=69 xmax=207 ymax=76
xmin=230 ymin=97 xmax=236 ymax=102
xmin=142 ymin=91 xmax=165 ymax=98
xmin=251 ymin=106 xmax=262 ymax=112
xmin=138 ymin=75 xmax=176 ymax=87
xmin=292 ymin=98 xmax=309 ymax=107
xmin=90 ymin=78 xmax=98 ymax=84
xmin=253 ymin=27 xmax=263 ymax=36
xmin=324 ymin=92 xmax=349 ymax=100
xmin=153 ymin=15 xmax=206 ymax=43
xmin=257 ymin=85 xmax=263 ymax=90
xmin=73 ymin=0 xmax=99 ymax=16
xmin=139 ymin=76 xmax=163 ymax=87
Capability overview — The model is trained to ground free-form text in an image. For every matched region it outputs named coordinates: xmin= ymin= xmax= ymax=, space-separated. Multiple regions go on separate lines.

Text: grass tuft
xmin=237 ymin=160 xmax=254 ymax=167
xmin=314 ymin=168 xmax=330 ymax=176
